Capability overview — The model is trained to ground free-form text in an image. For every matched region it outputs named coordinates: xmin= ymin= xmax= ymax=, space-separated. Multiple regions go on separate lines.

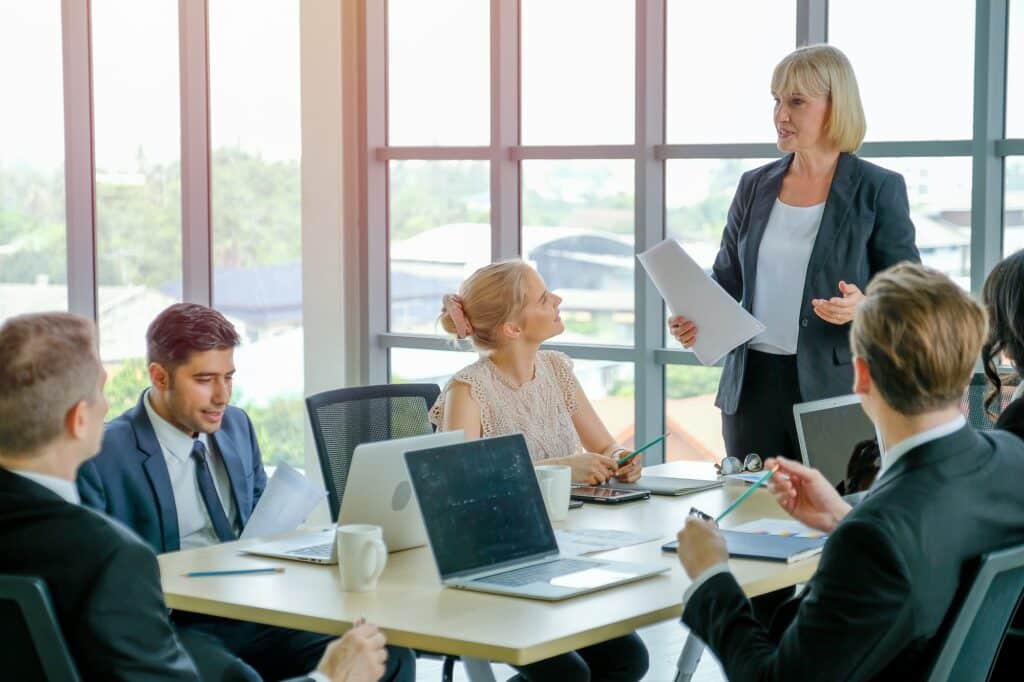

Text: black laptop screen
xmin=404 ymin=434 xmax=558 ymax=579
xmin=798 ymin=400 xmax=878 ymax=487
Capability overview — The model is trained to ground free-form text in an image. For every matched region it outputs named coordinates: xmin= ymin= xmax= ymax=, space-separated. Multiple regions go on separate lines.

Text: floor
xmin=414 ymin=619 xmax=727 ymax=682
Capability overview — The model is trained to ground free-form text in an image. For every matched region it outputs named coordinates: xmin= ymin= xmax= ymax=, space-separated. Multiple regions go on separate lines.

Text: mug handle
xmin=361 ymin=538 xmax=388 ymax=584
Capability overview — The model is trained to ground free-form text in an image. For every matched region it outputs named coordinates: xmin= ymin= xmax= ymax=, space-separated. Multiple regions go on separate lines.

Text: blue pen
xmin=185 ymin=567 xmax=284 ymax=578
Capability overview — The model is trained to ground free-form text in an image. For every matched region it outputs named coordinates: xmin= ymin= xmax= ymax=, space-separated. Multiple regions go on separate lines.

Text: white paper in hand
xmin=638 ymin=239 xmax=765 ymax=366
xmin=239 ymin=462 xmax=326 ymax=540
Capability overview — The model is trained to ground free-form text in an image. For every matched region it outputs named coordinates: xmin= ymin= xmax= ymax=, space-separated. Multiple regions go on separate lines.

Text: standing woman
xmin=669 ymin=45 xmax=919 ymax=459
xmin=981 ymin=248 xmax=1024 ymax=438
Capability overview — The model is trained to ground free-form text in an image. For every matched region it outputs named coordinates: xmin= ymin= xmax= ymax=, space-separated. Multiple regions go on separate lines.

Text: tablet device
xmin=570 ymin=486 xmax=650 ymax=504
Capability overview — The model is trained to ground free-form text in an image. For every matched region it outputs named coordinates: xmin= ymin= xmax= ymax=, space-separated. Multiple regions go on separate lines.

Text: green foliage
xmin=105 ymin=357 xmax=150 ymax=417
xmin=665 ymin=365 xmax=722 ymax=400
xmin=389 ymin=161 xmax=489 ymax=240
xmin=666 ymin=159 xmax=747 ymax=242
xmin=0 ymin=166 xmax=67 ymax=283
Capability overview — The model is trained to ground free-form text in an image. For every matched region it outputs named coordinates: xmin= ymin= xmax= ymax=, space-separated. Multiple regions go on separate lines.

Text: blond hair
xmin=851 ymin=263 xmax=986 ymax=416
xmin=772 ymin=44 xmax=866 ymax=153
xmin=439 ymin=260 xmax=533 ymax=351
xmin=0 ymin=312 xmax=100 ymax=456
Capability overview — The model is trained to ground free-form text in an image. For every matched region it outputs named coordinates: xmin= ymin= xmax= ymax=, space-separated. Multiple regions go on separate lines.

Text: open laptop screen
xmin=794 ymin=395 xmax=878 ymax=487
xmin=405 ymin=433 xmax=558 ymax=580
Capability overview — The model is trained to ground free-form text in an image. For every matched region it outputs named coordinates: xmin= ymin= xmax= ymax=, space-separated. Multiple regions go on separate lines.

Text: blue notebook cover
xmin=720 ymin=530 xmax=827 ymax=563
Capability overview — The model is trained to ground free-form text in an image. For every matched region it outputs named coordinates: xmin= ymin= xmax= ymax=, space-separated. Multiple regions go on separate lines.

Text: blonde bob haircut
xmin=771 ymin=44 xmax=866 ymax=153
xmin=439 ymin=259 xmax=533 ymax=352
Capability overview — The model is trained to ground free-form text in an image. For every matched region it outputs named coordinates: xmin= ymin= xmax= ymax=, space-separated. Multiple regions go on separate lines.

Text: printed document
xmin=638 ymin=239 xmax=765 ymax=365
xmin=555 ymin=528 xmax=662 ymax=557
xmin=240 ymin=463 xmax=326 ymax=539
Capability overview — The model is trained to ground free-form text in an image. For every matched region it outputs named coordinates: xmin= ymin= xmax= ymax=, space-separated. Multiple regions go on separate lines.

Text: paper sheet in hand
xmin=637 ymin=239 xmax=765 ymax=365
xmin=239 ymin=463 xmax=326 ymax=539
xmin=555 ymin=528 xmax=661 ymax=557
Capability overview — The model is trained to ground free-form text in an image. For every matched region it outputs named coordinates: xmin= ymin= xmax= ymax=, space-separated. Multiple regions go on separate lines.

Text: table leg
xmin=674 ymin=632 xmax=704 ymax=682
xmin=462 ymin=657 xmax=497 ymax=682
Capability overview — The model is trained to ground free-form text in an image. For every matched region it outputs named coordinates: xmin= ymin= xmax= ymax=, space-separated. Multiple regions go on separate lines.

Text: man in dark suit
xmin=77 ymin=303 xmax=413 ymax=681
xmin=0 ymin=312 xmax=389 ymax=681
xmin=675 ymin=263 xmax=1024 ymax=680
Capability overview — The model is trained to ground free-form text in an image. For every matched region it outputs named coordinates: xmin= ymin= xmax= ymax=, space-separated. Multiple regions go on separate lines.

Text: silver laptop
xmin=404 ymin=434 xmax=668 ymax=601
xmin=243 ymin=431 xmax=465 ymax=565
xmin=606 ymin=476 xmax=723 ymax=496
xmin=793 ymin=394 xmax=882 ymax=487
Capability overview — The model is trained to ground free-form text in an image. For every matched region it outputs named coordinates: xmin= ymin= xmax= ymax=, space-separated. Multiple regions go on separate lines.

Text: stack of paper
xmin=555 ymin=528 xmax=662 ymax=557
xmin=637 ymin=239 xmax=765 ymax=365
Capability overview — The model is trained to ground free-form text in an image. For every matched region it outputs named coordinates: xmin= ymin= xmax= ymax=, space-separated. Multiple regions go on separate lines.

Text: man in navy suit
xmin=78 ymin=303 xmax=413 ymax=682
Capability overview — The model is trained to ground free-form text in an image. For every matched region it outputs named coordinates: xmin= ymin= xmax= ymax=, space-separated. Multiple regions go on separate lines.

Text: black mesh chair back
xmin=0 ymin=575 xmax=80 ymax=682
xmin=927 ymin=543 xmax=1024 ymax=681
xmin=959 ymin=373 xmax=1019 ymax=431
xmin=306 ymin=383 xmax=441 ymax=519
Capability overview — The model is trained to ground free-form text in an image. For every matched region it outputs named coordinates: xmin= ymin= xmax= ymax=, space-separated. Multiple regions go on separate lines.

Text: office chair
xmin=306 ymin=383 xmax=472 ymax=682
xmin=960 ymin=372 xmax=1019 ymax=431
xmin=926 ymin=543 xmax=1024 ymax=681
xmin=0 ymin=575 xmax=80 ymax=682
xmin=305 ymin=383 xmax=440 ymax=520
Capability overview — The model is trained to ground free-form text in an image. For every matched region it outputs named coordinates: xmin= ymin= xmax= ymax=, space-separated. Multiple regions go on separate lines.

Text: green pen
xmin=617 ymin=432 xmax=670 ymax=467
xmin=714 ymin=464 xmax=780 ymax=523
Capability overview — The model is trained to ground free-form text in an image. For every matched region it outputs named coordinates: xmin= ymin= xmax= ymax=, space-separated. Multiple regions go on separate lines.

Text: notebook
xmin=663 ymin=519 xmax=828 ymax=563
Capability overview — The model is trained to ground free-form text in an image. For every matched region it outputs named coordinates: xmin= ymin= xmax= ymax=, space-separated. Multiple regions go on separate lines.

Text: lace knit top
xmin=429 ymin=350 xmax=584 ymax=462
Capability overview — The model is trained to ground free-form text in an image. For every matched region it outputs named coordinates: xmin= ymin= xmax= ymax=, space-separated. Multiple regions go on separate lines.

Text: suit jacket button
xmin=801 ymin=318 xmax=808 ymax=328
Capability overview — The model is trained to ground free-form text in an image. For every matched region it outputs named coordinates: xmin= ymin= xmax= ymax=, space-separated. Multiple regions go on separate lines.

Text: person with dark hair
xmin=836 ymin=438 xmax=880 ymax=495
xmin=78 ymin=303 xmax=414 ymax=682
xmin=981 ymin=248 xmax=1024 ymax=439
xmin=0 ymin=312 xmax=390 ymax=682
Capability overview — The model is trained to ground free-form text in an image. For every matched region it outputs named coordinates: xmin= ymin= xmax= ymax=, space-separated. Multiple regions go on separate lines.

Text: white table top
xmin=159 ymin=461 xmax=818 ymax=665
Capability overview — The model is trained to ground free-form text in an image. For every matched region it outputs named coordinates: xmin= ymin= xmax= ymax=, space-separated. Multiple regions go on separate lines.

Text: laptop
xmin=606 ymin=476 xmax=723 ymax=496
xmin=793 ymin=394 xmax=882 ymax=488
xmin=243 ymin=431 xmax=465 ymax=565
xmin=404 ymin=433 xmax=668 ymax=601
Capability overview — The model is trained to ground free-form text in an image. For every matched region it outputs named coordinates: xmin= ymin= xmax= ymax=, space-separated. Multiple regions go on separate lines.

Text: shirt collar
xmin=879 ymin=413 xmax=966 ymax=475
xmin=10 ymin=469 xmax=80 ymax=505
xmin=144 ymin=389 xmax=208 ymax=462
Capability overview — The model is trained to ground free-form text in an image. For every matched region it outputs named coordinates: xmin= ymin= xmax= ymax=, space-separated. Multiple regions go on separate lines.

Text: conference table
xmin=159 ymin=460 xmax=821 ymax=680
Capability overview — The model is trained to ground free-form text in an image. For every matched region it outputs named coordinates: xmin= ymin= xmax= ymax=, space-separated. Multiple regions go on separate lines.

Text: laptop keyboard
xmin=286 ymin=542 xmax=333 ymax=559
xmin=476 ymin=559 xmax=597 ymax=587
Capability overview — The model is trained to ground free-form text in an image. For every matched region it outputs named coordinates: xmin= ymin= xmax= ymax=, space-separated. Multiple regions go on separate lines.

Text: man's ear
xmin=149 ymin=362 xmax=170 ymax=390
xmin=64 ymin=400 xmax=89 ymax=441
xmin=852 ymin=356 xmax=872 ymax=396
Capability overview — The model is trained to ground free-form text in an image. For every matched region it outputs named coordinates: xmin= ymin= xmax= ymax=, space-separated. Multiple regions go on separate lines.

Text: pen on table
xmin=714 ymin=464 xmax=780 ymax=524
xmin=617 ymin=432 xmax=671 ymax=467
xmin=185 ymin=567 xmax=285 ymax=578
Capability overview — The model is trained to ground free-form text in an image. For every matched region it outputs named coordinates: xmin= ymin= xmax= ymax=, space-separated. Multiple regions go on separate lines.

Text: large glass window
xmin=210 ymin=0 xmax=304 ymax=470
xmin=389 ymin=161 xmax=491 ymax=334
xmin=666 ymin=1 xmax=795 ymax=144
xmin=387 ymin=0 xmax=489 ymax=146
xmin=1007 ymin=158 xmax=1024 ymax=258
xmin=868 ymin=157 xmax=972 ymax=288
xmin=92 ymin=0 xmax=182 ymax=415
xmin=0 ymin=1 xmax=67 ymax=323
xmin=521 ymin=0 xmax=634 ymax=145
xmin=829 ymin=0 xmax=974 ymax=141
xmin=665 ymin=365 xmax=725 ymax=462
xmin=522 ymin=160 xmax=635 ymax=345
xmin=1007 ymin=0 xmax=1024 ymax=139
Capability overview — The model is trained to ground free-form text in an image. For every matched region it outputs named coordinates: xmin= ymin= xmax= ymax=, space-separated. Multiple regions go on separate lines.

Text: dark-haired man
xmin=0 ymin=312 xmax=389 ymax=682
xmin=78 ymin=303 xmax=413 ymax=681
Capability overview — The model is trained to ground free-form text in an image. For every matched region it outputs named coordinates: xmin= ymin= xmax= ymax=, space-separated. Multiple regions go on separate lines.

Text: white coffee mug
xmin=336 ymin=524 xmax=387 ymax=592
xmin=535 ymin=464 xmax=572 ymax=522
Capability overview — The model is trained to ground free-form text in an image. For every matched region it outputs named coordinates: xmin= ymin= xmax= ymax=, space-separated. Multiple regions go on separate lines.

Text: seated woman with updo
xmin=431 ymin=259 xmax=642 ymax=485
xmin=430 ymin=259 xmax=648 ymax=682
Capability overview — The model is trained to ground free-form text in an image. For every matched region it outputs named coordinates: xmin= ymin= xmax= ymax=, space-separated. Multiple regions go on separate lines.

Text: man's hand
xmin=316 ymin=621 xmax=388 ymax=682
xmin=766 ymin=457 xmax=852 ymax=534
xmin=811 ymin=280 xmax=864 ymax=326
xmin=675 ymin=517 xmax=728 ymax=579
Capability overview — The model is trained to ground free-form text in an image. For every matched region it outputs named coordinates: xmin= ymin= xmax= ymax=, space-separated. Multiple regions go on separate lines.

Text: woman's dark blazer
xmin=711 ymin=152 xmax=921 ymax=415
xmin=996 ymin=396 xmax=1024 ymax=440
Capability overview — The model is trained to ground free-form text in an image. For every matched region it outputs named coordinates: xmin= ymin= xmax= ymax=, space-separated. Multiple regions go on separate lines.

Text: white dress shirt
xmin=10 ymin=469 xmax=80 ymax=505
xmin=144 ymin=390 xmax=239 ymax=549
xmin=750 ymin=199 xmax=826 ymax=355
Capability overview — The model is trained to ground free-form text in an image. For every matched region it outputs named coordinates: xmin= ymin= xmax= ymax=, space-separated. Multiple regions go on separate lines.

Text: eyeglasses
xmin=715 ymin=453 xmax=763 ymax=476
